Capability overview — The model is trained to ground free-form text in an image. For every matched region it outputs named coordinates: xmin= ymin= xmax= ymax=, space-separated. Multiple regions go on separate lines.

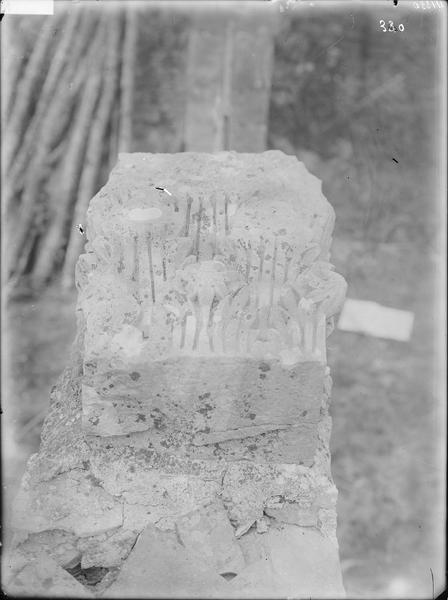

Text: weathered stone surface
xmin=4 ymin=553 xmax=93 ymax=598
xmin=106 ymin=525 xmax=230 ymax=598
xmin=10 ymin=529 xmax=80 ymax=570
xmin=106 ymin=523 xmax=345 ymax=599
xmin=264 ymin=503 xmax=319 ymax=527
xmin=228 ymin=526 xmax=345 ymax=598
xmin=87 ymin=450 xmax=224 ymax=532
xmin=78 ymin=529 xmax=137 ymax=569
xmin=21 ymin=336 xmax=90 ymax=486
xmin=222 ymin=458 xmax=338 ymax=533
xmin=82 ymin=357 xmax=324 ymax=465
xmin=8 ymin=152 xmax=346 ymax=597
xmin=176 ymin=499 xmax=245 ymax=575
xmin=12 ymin=469 xmax=123 ymax=538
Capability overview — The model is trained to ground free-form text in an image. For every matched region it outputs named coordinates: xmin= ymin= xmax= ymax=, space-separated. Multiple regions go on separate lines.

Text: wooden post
xmin=184 ymin=5 xmax=278 ymax=152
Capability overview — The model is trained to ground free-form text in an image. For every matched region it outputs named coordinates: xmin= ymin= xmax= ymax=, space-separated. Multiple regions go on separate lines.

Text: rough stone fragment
xmin=12 ymin=470 xmax=123 ymax=537
xmin=264 ymin=503 xmax=318 ymax=526
xmin=21 ymin=345 xmax=91 ymax=486
xmin=13 ymin=529 xmax=80 ymax=569
xmin=228 ymin=527 xmax=345 ymax=599
xmin=221 ymin=460 xmax=337 ymax=531
xmin=87 ymin=452 xmax=223 ymax=531
xmin=122 ymin=503 xmax=159 ymax=532
xmin=82 ymin=383 xmax=150 ymax=436
xmin=236 ymin=527 xmax=269 ymax=565
xmin=4 ymin=554 xmax=93 ymax=598
xmin=106 ymin=525 xmax=231 ymax=598
xmin=318 ymin=507 xmax=340 ymax=547
xmin=176 ymin=500 xmax=245 ymax=575
xmin=78 ymin=529 xmax=137 ymax=568
xmin=255 ymin=516 xmax=270 ymax=533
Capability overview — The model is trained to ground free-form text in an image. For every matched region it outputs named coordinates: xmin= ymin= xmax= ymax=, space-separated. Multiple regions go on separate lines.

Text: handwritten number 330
xmin=380 ymin=20 xmax=405 ymax=32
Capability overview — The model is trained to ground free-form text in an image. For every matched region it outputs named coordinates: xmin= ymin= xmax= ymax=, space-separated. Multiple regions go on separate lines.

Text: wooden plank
xmin=184 ymin=7 xmax=278 ymax=152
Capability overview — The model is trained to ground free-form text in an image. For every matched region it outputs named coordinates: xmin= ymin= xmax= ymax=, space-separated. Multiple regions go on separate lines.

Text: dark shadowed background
xmin=1 ymin=1 xmax=446 ymax=597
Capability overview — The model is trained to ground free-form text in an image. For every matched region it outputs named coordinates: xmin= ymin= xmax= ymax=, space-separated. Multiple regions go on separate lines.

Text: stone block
xmin=8 ymin=152 xmax=346 ymax=597
xmin=83 ymin=357 xmax=324 ymax=464
xmin=77 ymin=151 xmax=345 ymax=440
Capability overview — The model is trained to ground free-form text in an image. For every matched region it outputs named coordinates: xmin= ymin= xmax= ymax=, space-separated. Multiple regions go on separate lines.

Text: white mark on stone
xmin=129 ymin=208 xmax=163 ymax=222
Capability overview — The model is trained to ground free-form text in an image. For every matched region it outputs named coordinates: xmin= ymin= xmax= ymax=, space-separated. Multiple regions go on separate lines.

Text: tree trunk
xmin=60 ymin=15 xmax=122 ymax=290
xmin=5 ymin=17 xmax=56 ymax=170
xmin=31 ymin=22 xmax=107 ymax=288
xmin=118 ymin=6 xmax=138 ymax=153
xmin=5 ymin=13 xmax=97 ymax=278
xmin=7 ymin=10 xmax=83 ymax=210
xmin=6 ymin=60 xmax=88 ymax=280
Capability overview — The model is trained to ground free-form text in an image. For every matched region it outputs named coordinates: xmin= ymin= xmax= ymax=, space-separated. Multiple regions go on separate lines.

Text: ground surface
xmin=3 ymin=232 xmax=444 ymax=598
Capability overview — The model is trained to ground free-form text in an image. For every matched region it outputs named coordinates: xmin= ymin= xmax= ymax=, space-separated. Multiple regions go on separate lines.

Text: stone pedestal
xmin=5 ymin=151 xmax=347 ymax=598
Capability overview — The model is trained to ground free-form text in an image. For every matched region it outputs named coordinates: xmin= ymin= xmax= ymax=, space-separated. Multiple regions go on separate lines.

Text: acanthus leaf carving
xmin=78 ymin=154 xmax=347 ymax=366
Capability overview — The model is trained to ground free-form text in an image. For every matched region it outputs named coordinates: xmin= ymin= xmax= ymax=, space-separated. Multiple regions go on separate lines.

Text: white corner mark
xmin=1 ymin=0 xmax=54 ymax=15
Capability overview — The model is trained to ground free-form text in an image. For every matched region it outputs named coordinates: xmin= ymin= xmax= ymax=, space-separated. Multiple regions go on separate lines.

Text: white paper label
xmin=338 ymin=298 xmax=414 ymax=342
